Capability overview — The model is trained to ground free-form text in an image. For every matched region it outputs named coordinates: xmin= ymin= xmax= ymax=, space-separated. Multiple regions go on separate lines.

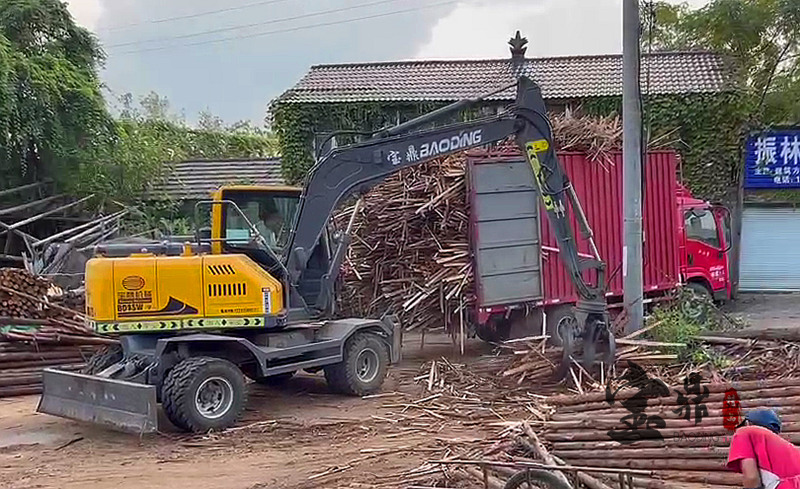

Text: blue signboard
xmin=745 ymin=129 xmax=800 ymax=188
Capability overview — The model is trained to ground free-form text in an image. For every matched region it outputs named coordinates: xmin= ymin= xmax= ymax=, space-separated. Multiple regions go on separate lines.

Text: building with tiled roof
xmin=149 ymin=158 xmax=285 ymax=201
xmin=270 ymin=34 xmax=741 ymax=189
xmin=279 ymin=51 xmax=733 ymax=105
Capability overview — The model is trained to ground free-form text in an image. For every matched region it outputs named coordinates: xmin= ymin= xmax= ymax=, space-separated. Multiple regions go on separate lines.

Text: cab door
xmin=684 ymin=208 xmax=729 ymax=298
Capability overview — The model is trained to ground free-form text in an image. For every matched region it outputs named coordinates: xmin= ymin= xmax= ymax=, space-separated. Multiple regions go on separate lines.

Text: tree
xmin=197 ymin=109 xmax=225 ymax=132
xmin=645 ymin=0 xmax=800 ymax=124
xmin=0 ymin=0 xmax=111 ymax=187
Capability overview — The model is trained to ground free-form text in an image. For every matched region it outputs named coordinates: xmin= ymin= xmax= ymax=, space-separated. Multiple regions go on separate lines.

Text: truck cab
xmin=677 ymin=185 xmax=733 ymax=301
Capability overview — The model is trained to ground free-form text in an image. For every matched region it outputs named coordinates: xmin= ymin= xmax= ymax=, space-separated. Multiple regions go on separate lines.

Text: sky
xmin=64 ymin=0 xmax=709 ymax=125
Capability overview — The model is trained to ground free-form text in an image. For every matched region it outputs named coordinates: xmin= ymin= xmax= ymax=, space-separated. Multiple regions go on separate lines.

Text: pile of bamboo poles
xmin=0 ymin=268 xmax=111 ymax=397
xmin=542 ymin=377 xmax=800 ymax=488
xmin=336 ymin=113 xmax=677 ymax=334
xmin=337 ymin=154 xmax=473 ymax=333
xmin=0 ymin=268 xmax=52 ymax=318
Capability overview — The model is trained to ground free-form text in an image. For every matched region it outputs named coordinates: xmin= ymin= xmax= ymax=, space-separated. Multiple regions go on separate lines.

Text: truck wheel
xmin=683 ymin=282 xmax=712 ymax=322
xmin=545 ymin=305 xmax=577 ymax=347
xmin=82 ymin=344 xmax=123 ymax=374
xmin=324 ymin=332 xmax=389 ymax=396
xmin=503 ymin=469 xmax=572 ymax=489
xmin=475 ymin=315 xmax=512 ymax=343
xmin=162 ymin=357 xmax=247 ymax=433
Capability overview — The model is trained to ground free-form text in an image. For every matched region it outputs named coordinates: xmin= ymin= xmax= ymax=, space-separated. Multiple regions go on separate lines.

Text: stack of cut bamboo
xmin=0 ymin=268 xmax=111 ymax=397
xmin=0 ymin=268 xmax=52 ymax=318
xmin=544 ymin=377 xmax=800 ymax=488
xmin=337 ymin=154 xmax=473 ymax=333
xmin=337 ymin=113 xmax=675 ymax=334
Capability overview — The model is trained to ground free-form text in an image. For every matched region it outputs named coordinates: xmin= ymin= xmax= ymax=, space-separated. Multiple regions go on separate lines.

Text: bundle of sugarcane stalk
xmin=541 ymin=376 xmax=800 ymax=488
xmin=0 ymin=268 xmax=112 ymax=397
xmin=336 ymin=113 xmax=677 ymax=335
xmin=337 ymin=154 xmax=473 ymax=333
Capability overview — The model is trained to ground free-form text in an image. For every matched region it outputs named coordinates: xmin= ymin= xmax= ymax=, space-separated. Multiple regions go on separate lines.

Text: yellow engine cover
xmin=85 ymin=254 xmax=284 ymax=334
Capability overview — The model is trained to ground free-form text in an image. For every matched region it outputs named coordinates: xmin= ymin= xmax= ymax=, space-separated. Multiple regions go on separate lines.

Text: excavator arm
xmin=285 ymin=76 xmax=614 ymax=369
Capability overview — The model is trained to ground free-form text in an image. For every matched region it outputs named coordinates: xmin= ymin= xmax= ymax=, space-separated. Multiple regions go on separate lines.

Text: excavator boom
xmin=285 ymin=76 xmax=614 ymax=369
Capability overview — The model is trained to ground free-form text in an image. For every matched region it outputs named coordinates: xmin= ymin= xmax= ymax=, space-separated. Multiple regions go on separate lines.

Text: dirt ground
xmin=724 ymin=292 xmax=800 ymax=330
xmin=0 ymin=334 xmax=509 ymax=489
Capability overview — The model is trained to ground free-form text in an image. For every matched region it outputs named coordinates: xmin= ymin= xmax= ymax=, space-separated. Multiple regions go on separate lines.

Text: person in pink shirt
xmin=727 ymin=409 xmax=800 ymax=489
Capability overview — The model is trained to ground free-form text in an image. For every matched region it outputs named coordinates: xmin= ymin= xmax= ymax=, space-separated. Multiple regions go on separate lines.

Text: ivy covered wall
xmin=271 ymin=91 xmax=747 ymax=202
xmin=584 ymin=91 xmax=747 ymax=203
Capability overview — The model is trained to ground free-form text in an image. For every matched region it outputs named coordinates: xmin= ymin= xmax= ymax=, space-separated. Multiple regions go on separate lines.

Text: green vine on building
xmin=271 ymin=92 xmax=748 ymax=203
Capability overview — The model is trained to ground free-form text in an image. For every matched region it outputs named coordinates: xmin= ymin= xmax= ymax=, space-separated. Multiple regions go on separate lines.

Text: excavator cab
xmin=203 ymin=185 xmax=336 ymax=313
xmin=208 ymin=185 xmax=301 ymax=259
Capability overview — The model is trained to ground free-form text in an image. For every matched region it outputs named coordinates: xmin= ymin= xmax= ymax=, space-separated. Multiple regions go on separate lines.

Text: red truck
xmin=466 ymin=147 xmax=733 ymax=342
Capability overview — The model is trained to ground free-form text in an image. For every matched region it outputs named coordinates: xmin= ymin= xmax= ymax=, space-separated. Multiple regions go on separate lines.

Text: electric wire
xmin=99 ymin=0 xmax=299 ymax=32
xmin=107 ymin=0 xmax=411 ymax=48
xmin=113 ymin=1 xmax=457 ymax=54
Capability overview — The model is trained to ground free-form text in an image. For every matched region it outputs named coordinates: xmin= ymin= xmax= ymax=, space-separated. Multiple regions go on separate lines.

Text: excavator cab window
xmin=221 ymin=189 xmax=300 ymax=257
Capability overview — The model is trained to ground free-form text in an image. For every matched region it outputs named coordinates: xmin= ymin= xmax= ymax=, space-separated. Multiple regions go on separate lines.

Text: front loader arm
xmin=284 ymin=77 xmax=613 ymax=368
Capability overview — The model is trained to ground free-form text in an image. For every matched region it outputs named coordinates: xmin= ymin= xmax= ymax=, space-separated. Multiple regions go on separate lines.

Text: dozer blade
xmin=37 ymin=368 xmax=158 ymax=434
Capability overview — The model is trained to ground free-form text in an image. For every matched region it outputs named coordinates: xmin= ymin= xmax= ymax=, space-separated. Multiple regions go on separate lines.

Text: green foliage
xmin=69 ymin=90 xmax=279 ymax=203
xmin=648 ymin=0 xmax=800 ymax=125
xmin=0 ymin=0 xmax=111 ymax=188
xmin=121 ymin=199 xmax=193 ymax=238
xmin=269 ymin=100 xmax=446 ymax=184
xmin=647 ymin=288 xmax=744 ymax=364
xmin=585 ymin=92 xmax=747 ymax=201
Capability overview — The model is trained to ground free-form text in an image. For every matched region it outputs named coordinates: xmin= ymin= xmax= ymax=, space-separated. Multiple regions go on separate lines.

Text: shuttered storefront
xmin=740 ymin=207 xmax=800 ymax=291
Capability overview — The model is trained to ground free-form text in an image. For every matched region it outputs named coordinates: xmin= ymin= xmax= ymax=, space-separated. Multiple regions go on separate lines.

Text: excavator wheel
xmin=324 ymin=332 xmax=389 ymax=396
xmin=162 ymin=357 xmax=247 ymax=433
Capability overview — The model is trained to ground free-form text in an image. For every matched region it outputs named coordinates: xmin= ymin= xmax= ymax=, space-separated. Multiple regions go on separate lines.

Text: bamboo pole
xmin=549 ymin=377 xmax=800 ymax=407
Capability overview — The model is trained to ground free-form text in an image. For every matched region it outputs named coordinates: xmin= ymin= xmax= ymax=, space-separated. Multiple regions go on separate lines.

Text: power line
xmin=108 ymin=0 xmax=409 ymax=48
xmin=115 ymin=1 xmax=457 ymax=55
xmin=99 ymin=0 xmax=299 ymax=32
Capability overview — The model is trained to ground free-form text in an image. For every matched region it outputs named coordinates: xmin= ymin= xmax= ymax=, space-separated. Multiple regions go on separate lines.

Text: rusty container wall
xmin=539 ymin=150 xmax=681 ymax=304
xmin=467 ymin=148 xmax=681 ymax=309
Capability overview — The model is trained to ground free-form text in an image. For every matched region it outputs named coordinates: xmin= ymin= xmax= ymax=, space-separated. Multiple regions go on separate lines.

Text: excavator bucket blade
xmin=37 ymin=368 xmax=158 ymax=434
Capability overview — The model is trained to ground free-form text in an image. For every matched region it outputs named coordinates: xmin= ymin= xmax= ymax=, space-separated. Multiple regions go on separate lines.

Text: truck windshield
xmin=685 ymin=209 xmax=720 ymax=249
xmin=222 ymin=190 xmax=300 ymax=255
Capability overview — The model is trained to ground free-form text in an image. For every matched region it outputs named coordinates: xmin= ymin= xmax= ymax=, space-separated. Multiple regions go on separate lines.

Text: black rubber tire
xmin=545 ymin=305 xmax=577 ymax=347
xmin=683 ymin=282 xmax=712 ymax=322
xmin=503 ymin=469 xmax=573 ymax=489
xmin=324 ymin=332 xmax=389 ymax=396
xmin=476 ymin=315 xmax=512 ymax=343
xmin=81 ymin=344 xmax=123 ymax=374
xmin=161 ymin=357 xmax=247 ymax=433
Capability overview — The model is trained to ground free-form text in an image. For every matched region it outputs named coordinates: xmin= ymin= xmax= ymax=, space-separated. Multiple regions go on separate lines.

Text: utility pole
xmin=623 ymin=0 xmax=644 ymax=333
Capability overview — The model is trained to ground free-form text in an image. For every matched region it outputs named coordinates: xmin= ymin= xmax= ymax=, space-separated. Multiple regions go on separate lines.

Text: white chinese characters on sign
xmin=781 ymin=136 xmax=800 ymax=166
xmin=387 ymin=150 xmax=402 ymax=166
xmin=756 ymin=136 xmax=778 ymax=165
xmin=406 ymin=145 xmax=419 ymax=163
xmin=754 ymin=134 xmax=800 ymax=186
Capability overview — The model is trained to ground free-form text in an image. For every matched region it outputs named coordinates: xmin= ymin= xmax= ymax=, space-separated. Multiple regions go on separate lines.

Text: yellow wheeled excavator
xmin=37 ymin=76 xmax=614 ymax=434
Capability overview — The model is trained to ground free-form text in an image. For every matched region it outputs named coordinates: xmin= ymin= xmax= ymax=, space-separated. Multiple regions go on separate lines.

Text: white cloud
xmin=65 ymin=0 xmax=103 ymax=30
xmin=415 ymin=0 xmax=710 ymax=60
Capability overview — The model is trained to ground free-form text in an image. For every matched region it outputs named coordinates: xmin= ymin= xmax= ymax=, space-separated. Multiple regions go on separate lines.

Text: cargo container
xmin=466 ymin=147 xmax=733 ymax=342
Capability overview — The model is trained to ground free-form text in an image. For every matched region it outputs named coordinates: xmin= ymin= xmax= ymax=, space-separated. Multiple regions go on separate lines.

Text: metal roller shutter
xmin=740 ymin=207 xmax=800 ymax=291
